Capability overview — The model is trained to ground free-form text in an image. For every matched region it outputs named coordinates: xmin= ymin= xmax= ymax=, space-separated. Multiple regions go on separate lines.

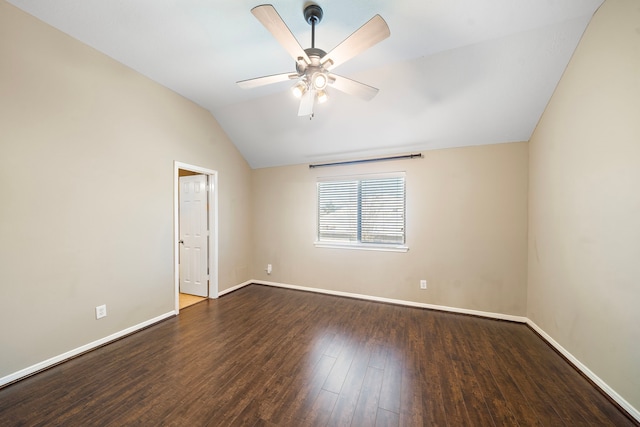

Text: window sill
xmin=314 ymin=242 xmax=409 ymax=253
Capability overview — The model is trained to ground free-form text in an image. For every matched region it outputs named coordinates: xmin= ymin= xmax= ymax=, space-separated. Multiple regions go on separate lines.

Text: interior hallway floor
xmin=179 ymin=292 xmax=206 ymax=310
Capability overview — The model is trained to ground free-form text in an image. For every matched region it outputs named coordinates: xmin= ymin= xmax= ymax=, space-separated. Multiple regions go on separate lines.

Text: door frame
xmin=174 ymin=161 xmax=219 ymax=313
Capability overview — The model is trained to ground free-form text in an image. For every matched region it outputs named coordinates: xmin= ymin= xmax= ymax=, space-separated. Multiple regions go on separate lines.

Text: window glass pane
xmin=361 ymin=177 xmax=405 ymax=244
xmin=318 ymin=180 xmax=358 ymax=242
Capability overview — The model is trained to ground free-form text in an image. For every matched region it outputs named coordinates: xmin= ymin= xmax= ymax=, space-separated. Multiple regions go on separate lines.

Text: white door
xmin=179 ymin=175 xmax=208 ymax=297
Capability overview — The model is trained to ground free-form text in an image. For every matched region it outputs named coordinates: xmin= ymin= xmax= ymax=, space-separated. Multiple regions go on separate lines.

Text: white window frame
xmin=315 ymin=172 xmax=408 ymax=252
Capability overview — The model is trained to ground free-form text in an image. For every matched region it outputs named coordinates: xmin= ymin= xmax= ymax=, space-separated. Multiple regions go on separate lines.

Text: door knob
xmin=179 ymin=240 xmax=184 ymax=244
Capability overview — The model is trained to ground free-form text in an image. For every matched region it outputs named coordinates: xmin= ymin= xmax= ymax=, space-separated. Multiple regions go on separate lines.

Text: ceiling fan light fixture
xmin=292 ymin=81 xmax=307 ymax=98
xmin=317 ymin=90 xmax=328 ymax=104
xmin=311 ymin=72 xmax=328 ymax=90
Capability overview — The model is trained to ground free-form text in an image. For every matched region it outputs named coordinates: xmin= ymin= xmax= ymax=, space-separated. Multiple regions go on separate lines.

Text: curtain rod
xmin=309 ymin=153 xmax=423 ymax=169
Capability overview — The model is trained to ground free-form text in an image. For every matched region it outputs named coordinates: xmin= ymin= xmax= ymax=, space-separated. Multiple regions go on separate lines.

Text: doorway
xmin=174 ymin=162 xmax=218 ymax=313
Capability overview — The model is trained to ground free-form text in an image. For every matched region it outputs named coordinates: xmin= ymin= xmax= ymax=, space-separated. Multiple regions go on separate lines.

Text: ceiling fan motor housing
xmin=296 ymin=48 xmax=326 ymax=72
xmin=296 ymin=47 xmax=328 ymax=91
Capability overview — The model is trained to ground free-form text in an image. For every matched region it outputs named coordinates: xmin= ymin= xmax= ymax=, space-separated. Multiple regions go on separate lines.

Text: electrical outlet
xmin=266 ymin=264 xmax=272 ymax=274
xmin=96 ymin=304 xmax=107 ymax=319
xmin=420 ymin=280 xmax=427 ymax=290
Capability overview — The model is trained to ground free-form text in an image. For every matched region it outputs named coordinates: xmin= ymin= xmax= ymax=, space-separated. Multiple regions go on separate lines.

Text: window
xmin=316 ymin=173 xmax=407 ymax=251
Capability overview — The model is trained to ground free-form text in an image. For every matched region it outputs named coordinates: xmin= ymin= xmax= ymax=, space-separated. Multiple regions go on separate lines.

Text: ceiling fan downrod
xmin=304 ymin=4 xmax=323 ymax=49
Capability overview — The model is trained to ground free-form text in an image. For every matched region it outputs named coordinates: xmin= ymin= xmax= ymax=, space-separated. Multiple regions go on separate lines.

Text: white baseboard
xmin=0 ymin=310 xmax=176 ymax=388
xmin=251 ymin=280 xmax=528 ymax=323
xmin=217 ymin=280 xmax=253 ymax=297
xmin=527 ymin=320 xmax=639 ymax=422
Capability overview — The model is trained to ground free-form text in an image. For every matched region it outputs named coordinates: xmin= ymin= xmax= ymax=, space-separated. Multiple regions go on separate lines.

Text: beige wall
xmin=528 ymin=0 xmax=640 ymax=411
xmin=0 ymin=2 xmax=252 ymax=377
xmin=252 ymin=143 xmax=529 ymax=316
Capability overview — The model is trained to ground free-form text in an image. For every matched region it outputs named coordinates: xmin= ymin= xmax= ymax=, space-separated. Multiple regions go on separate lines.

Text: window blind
xmin=317 ymin=175 xmax=405 ymax=245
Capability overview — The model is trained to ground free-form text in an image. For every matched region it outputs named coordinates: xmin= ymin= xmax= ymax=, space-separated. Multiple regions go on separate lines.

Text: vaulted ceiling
xmin=8 ymin=0 xmax=603 ymax=168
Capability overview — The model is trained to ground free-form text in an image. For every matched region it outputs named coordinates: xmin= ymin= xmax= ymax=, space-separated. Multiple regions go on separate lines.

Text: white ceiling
xmin=8 ymin=0 xmax=603 ymax=168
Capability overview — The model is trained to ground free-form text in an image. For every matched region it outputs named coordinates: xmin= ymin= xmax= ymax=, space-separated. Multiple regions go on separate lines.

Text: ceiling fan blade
xmin=322 ymin=15 xmax=390 ymax=70
xmin=298 ymin=89 xmax=316 ymax=116
xmin=251 ymin=5 xmax=311 ymax=65
xmin=237 ymin=72 xmax=298 ymax=89
xmin=329 ymin=74 xmax=379 ymax=101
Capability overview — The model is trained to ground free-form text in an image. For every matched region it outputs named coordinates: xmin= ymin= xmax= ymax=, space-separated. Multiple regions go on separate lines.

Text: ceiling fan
xmin=237 ymin=4 xmax=390 ymax=117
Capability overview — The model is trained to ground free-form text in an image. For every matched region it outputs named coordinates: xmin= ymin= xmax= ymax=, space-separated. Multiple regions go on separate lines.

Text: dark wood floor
xmin=0 ymin=285 xmax=636 ymax=426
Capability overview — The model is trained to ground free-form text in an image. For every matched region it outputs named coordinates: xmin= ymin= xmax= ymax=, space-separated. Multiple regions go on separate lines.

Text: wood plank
xmin=375 ymin=407 xmax=400 ymax=427
xmin=326 ymin=340 xmax=373 ymax=426
xmin=378 ymin=345 xmax=402 ymax=414
xmin=417 ymin=310 xmax=450 ymax=425
xmin=321 ymin=337 xmax=358 ymax=394
xmin=351 ymin=366 xmax=384 ymax=426
xmin=456 ymin=320 xmax=521 ymax=426
xmin=301 ymin=389 xmax=339 ymax=426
